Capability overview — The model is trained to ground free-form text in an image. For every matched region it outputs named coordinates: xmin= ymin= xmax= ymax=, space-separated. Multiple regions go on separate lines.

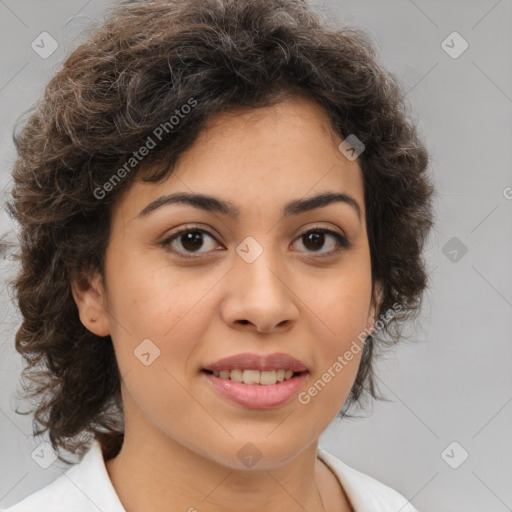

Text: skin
xmin=72 ymin=93 xmax=381 ymax=512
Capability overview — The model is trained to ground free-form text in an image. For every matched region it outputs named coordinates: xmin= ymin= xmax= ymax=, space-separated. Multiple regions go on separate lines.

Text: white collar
xmin=2 ymin=440 xmax=418 ymax=511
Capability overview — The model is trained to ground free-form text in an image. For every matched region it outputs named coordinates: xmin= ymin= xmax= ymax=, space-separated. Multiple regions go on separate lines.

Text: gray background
xmin=0 ymin=1 xmax=511 ymax=511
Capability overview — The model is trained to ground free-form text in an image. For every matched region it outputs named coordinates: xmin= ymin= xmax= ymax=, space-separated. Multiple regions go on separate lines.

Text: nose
xmin=220 ymin=250 xmax=299 ymax=334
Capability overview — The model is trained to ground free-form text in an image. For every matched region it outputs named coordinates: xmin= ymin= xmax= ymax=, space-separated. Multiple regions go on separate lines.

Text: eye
xmin=160 ymin=226 xmax=350 ymax=258
xmin=160 ymin=226 xmax=223 ymax=258
xmin=291 ymin=228 xmax=350 ymax=256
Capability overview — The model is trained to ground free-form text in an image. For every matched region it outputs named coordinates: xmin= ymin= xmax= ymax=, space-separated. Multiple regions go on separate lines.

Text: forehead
xmin=115 ymin=94 xmax=365 ymax=220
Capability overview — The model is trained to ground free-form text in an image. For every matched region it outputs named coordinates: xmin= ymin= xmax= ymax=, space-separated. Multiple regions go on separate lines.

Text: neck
xmin=105 ymin=422 xmax=328 ymax=512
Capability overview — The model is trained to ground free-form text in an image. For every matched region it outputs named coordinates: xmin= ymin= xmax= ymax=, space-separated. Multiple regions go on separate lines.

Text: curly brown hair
xmin=6 ymin=0 xmax=435 ymax=463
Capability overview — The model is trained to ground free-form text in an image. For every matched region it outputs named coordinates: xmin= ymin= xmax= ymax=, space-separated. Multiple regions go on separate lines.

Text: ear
xmin=71 ymin=271 xmax=111 ymax=337
xmin=367 ymin=281 xmax=383 ymax=335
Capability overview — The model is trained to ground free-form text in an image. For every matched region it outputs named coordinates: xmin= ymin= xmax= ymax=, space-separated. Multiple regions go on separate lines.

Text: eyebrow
xmin=137 ymin=191 xmax=362 ymax=222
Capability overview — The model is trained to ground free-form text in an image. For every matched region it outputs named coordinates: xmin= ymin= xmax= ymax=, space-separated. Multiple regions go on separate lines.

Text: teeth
xmin=259 ymin=370 xmax=277 ymax=385
xmin=243 ymin=369 xmax=260 ymax=385
xmin=211 ymin=369 xmax=299 ymax=385
xmin=230 ymin=369 xmax=243 ymax=383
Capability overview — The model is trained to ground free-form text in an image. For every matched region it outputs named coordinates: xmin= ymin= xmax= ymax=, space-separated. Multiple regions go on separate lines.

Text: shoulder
xmin=0 ymin=441 xmax=125 ymax=512
xmin=317 ymin=448 xmax=420 ymax=512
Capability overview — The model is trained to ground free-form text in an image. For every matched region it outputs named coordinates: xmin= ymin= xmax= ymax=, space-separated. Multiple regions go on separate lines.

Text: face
xmin=73 ymin=94 xmax=379 ymax=469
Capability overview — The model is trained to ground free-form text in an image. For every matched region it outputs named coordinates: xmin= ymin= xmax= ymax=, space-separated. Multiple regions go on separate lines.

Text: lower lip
xmin=202 ymin=371 xmax=308 ymax=409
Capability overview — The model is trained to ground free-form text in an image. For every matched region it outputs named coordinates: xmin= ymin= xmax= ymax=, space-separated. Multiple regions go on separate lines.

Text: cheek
xmin=103 ymin=261 xmax=207 ymax=419
xmin=104 ymin=255 xmax=218 ymax=374
xmin=298 ymin=265 xmax=371 ymax=405
xmin=297 ymin=296 xmax=366 ymax=420
xmin=106 ymin=251 xmax=191 ymax=332
xmin=306 ymin=266 xmax=373 ymax=342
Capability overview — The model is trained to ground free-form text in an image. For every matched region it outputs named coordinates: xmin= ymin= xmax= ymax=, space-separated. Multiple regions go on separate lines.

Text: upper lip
xmin=203 ymin=352 xmax=308 ymax=372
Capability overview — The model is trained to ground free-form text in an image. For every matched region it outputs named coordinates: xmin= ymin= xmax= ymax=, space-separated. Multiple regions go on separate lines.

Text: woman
xmin=2 ymin=0 xmax=435 ymax=510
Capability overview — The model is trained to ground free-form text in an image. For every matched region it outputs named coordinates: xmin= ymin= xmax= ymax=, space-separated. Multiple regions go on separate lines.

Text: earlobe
xmin=70 ymin=272 xmax=111 ymax=337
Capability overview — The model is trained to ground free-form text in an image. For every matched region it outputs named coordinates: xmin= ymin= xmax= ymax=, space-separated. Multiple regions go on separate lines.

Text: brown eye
xmin=160 ymin=225 xmax=350 ymax=259
xmin=292 ymin=228 xmax=350 ymax=255
xmin=179 ymin=231 xmax=205 ymax=252
xmin=302 ymin=231 xmax=326 ymax=251
xmin=161 ymin=228 xmax=223 ymax=257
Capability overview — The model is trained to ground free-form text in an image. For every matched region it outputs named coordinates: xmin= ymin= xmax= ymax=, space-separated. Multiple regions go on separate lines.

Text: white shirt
xmin=1 ymin=440 xmax=419 ymax=511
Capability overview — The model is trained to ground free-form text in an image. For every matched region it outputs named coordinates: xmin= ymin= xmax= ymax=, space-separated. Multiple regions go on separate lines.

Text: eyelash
xmin=159 ymin=225 xmax=351 ymax=259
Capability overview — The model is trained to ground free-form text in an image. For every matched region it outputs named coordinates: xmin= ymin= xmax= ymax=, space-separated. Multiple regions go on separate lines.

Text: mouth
xmin=201 ymin=352 xmax=309 ymax=409
xmin=201 ymin=368 xmax=308 ymax=409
